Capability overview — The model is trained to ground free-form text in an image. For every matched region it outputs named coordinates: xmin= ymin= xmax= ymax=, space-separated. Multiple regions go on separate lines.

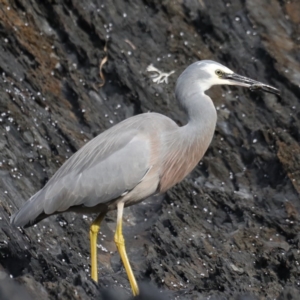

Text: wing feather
xmin=42 ymin=135 xmax=150 ymax=213
xmin=11 ymin=113 xmax=178 ymax=227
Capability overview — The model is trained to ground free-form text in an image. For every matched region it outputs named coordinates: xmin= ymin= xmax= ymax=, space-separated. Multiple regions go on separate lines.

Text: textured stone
xmin=0 ymin=0 xmax=299 ymax=299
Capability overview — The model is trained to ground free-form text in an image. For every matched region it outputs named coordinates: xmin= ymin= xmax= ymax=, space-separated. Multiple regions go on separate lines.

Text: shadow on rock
xmin=99 ymin=282 xmax=170 ymax=300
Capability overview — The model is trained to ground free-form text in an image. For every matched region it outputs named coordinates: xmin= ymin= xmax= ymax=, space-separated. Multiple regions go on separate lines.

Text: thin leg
xmin=114 ymin=202 xmax=139 ymax=296
xmin=89 ymin=212 xmax=106 ymax=282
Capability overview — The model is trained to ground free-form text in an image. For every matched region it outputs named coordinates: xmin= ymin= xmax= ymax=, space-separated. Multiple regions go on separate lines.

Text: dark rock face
xmin=0 ymin=0 xmax=299 ymax=299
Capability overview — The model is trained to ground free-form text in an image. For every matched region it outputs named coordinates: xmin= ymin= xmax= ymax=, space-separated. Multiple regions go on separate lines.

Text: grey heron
xmin=11 ymin=60 xmax=280 ymax=295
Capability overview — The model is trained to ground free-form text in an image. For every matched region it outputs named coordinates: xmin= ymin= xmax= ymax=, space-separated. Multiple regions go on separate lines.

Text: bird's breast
xmin=158 ymin=127 xmax=214 ymax=193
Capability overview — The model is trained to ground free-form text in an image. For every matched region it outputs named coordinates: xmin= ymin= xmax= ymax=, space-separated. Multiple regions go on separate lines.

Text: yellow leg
xmin=89 ymin=212 xmax=106 ymax=282
xmin=114 ymin=202 xmax=139 ymax=296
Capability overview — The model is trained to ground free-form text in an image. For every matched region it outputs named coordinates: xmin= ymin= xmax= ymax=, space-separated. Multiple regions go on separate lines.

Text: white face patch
xmin=199 ymin=62 xmax=235 ymax=90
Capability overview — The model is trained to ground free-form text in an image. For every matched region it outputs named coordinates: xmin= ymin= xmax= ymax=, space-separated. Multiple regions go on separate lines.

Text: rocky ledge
xmin=0 ymin=0 xmax=299 ymax=299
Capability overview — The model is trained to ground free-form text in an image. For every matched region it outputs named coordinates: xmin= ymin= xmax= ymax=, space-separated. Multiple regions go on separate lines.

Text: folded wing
xmin=11 ymin=127 xmax=151 ymax=227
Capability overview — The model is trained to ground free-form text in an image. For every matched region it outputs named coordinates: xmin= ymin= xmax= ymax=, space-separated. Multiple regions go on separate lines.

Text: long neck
xmin=158 ymin=81 xmax=217 ymax=193
xmin=175 ymin=79 xmax=217 ymax=139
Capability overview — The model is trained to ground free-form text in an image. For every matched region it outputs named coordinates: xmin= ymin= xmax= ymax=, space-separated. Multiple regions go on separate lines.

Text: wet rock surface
xmin=0 ymin=0 xmax=299 ymax=299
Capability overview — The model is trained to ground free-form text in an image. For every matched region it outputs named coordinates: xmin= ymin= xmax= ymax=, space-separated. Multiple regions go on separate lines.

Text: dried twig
xmin=124 ymin=39 xmax=136 ymax=50
xmin=98 ymin=41 xmax=108 ymax=88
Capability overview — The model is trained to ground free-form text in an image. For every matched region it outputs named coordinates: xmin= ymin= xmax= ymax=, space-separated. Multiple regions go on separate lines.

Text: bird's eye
xmin=215 ymin=69 xmax=224 ymax=77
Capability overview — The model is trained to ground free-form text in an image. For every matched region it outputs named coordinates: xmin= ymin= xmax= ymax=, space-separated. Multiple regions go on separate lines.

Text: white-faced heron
xmin=11 ymin=60 xmax=280 ymax=295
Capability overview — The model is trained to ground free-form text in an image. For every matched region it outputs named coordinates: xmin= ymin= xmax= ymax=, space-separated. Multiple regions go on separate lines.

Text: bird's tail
xmin=10 ymin=190 xmax=47 ymax=228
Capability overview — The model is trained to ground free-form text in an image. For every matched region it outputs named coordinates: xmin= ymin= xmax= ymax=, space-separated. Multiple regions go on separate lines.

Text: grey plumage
xmin=10 ymin=60 xmax=279 ymax=228
xmin=11 ymin=113 xmax=177 ymax=227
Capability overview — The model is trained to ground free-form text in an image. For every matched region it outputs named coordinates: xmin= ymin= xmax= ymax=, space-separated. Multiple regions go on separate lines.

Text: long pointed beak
xmin=224 ymin=73 xmax=280 ymax=96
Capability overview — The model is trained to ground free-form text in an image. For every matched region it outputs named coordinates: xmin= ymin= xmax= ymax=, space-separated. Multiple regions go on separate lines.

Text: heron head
xmin=192 ymin=60 xmax=280 ymax=95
